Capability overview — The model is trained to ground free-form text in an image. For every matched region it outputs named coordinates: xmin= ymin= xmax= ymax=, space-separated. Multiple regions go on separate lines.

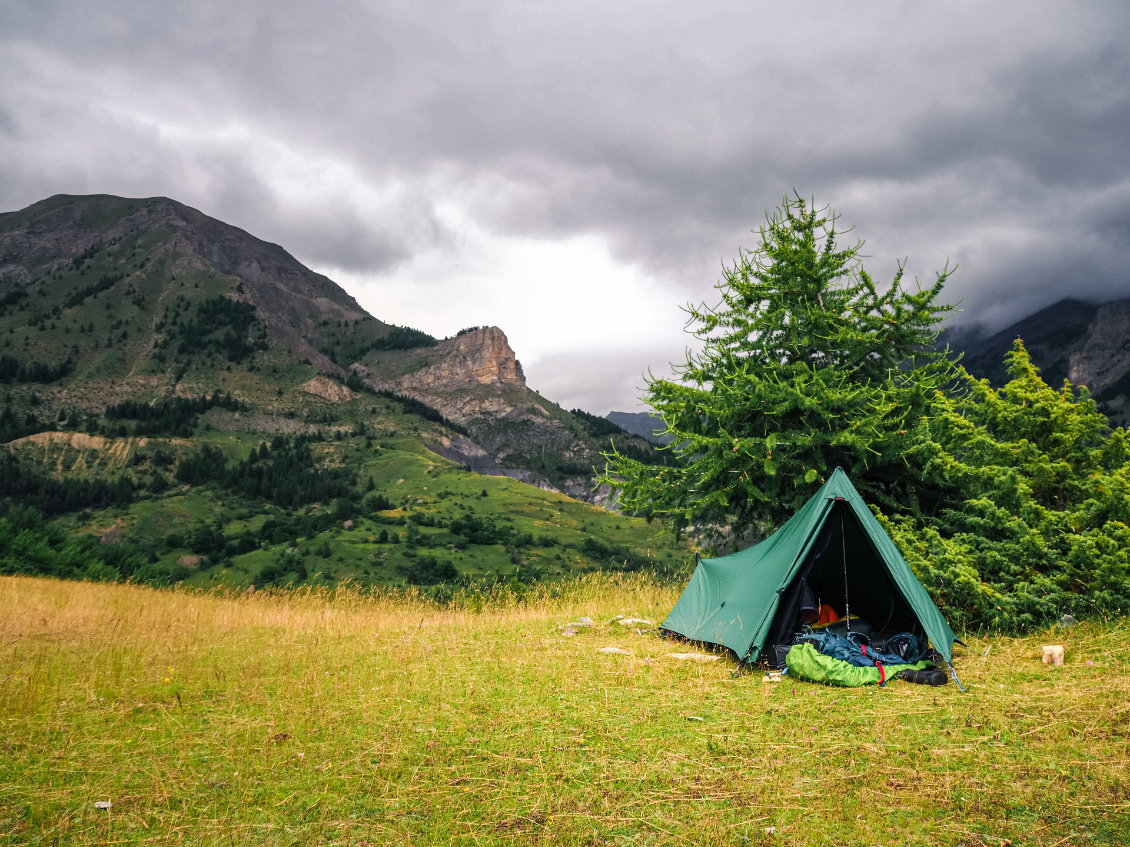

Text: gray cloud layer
xmin=3 ymin=1 xmax=1130 ymax=410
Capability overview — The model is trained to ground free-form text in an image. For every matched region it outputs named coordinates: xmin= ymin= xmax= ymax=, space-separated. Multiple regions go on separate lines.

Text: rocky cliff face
xmin=944 ymin=295 xmax=1130 ymax=426
xmin=351 ymin=327 xmax=532 ymax=422
xmin=940 ymin=299 xmax=1098 ymax=389
xmin=383 ymin=327 xmax=525 ymax=396
xmin=352 ymin=327 xmax=656 ymax=504
xmin=1069 ymin=299 xmax=1130 ymax=394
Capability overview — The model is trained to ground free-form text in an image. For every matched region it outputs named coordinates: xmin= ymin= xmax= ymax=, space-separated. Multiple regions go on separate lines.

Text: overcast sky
xmin=3 ymin=2 xmax=1129 ymax=413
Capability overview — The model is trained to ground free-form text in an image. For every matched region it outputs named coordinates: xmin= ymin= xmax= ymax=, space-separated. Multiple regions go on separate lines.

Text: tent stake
xmin=946 ymin=660 xmax=968 ymax=693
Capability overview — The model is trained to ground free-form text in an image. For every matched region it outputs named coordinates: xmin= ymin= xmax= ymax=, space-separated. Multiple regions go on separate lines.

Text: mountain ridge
xmin=940 ymin=295 xmax=1130 ymax=423
xmin=0 ymin=192 xmax=666 ymax=501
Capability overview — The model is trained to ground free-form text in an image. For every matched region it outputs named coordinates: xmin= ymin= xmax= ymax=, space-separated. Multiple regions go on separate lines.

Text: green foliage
xmin=0 ymin=354 xmax=74 ymax=384
xmin=0 ymin=453 xmax=135 ymax=515
xmin=162 ymin=296 xmax=269 ymax=364
xmin=176 ymin=435 xmax=354 ymax=508
xmin=573 ymin=537 xmax=651 ymax=572
xmin=344 ymin=371 xmax=371 ymax=393
xmin=330 ymin=324 xmax=437 ymax=369
xmin=0 ymin=405 xmax=48 ymax=443
xmin=0 ymin=505 xmax=185 ymax=584
xmin=364 ymin=492 xmax=393 ymax=511
xmin=365 ymin=324 xmax=437 ymax=352
xmin=396 ymin=554 xmax=457 ymax=585
xmin=570 ymin=408 xmax=626 ymax=439
xmin=601 ymin=194 xmax=955 ymax=540
xmin=448 ymin=513 xmax=513 ymax=545
xmin=880 ymin=341 xmax=1130 ymax=632
xmin=568 ymin=408 xmax=679 ymax=470
xmin=0 ymin=288 xmax=29 ymax=313
xmin=62 ymin=270 xmax=125 ymax=309
xmin=256 ymin=550 xmax=307 ymax=586
xmin=103 ymin=392 xmax=245 ymax=437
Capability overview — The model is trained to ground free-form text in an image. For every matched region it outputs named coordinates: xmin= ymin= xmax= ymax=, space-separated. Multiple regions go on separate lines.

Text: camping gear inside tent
xmin=661 ymin=468 xmax=961 ymax=680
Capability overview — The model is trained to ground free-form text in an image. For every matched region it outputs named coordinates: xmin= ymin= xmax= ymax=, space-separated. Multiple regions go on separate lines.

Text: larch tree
xmin=601 ymin=194 xmax=956 ymax=546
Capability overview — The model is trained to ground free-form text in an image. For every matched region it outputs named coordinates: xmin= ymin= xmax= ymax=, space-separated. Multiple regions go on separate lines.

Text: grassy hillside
xmin=2 ymin=576 xmax=1128 ymax=845
xmin=0 ymin=194 xmax=685 ymax=589
xmin=4 ymin=409 xmax=686 ymax=590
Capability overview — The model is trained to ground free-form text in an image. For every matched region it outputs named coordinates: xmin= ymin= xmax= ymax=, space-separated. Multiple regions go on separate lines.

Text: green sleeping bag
xmin=786 ymin=642 xmax=936 ymax=687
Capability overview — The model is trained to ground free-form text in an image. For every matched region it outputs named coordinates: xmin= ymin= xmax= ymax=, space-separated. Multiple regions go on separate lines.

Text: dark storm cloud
xmin=2 ymin=1 xmax=1130 ymax=408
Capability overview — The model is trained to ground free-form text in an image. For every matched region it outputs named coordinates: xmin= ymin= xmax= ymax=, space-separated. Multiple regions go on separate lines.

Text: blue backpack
xmin=793 ymin=629 xmax=911 ymax=668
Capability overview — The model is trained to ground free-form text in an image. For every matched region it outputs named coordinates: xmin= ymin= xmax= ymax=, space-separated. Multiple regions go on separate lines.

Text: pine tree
xmin=601 ymin=194 xmax=955 ymax=544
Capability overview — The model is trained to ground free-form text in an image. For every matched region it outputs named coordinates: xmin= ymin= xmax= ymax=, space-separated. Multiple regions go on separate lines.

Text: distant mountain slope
xmin=940 ymin=299 xmax=1099 ymax=389
xmin=942 ymin=296 xmax=1130 ymax=425
xmin=606 ymin=411 xmax=673 ymax=445
xmin=0 ymin=193 xmax=668 ymax=501
xmin=0 ymin=194 xmax=399 ymax=378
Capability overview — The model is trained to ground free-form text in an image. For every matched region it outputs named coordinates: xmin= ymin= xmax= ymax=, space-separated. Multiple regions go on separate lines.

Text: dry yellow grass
xmin=2 ymin=574 xmax=1128 ymax=846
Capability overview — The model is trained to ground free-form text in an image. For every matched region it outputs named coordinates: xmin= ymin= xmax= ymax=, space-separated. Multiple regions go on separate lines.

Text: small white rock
xmin=94 ymin=801 xmax=112 ymax=810
xmin=598 ymin=647 xmax=632 ymax=655
xmin=619 ymin=618 xmax=653 ymax=626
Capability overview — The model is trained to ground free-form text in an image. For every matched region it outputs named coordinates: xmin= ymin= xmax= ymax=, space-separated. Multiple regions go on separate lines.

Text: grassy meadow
xmin=2 ymin=576 xmax=1128 ymax=846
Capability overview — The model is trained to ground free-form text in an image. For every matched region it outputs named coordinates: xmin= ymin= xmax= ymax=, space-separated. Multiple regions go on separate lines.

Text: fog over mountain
xmin=3 ymin=1 xmax=1129 ymax=412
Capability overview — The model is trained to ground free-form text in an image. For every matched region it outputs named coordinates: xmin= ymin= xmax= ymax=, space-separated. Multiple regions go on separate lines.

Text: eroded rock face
xmin=301 ymin=376 xmax=353 ymax=403
xmin=396 ymin=327 xmax=525 ymax=393
xmin=358 ymin=329 xmax=614 ymax=500
xmin=357 ymin=327 xmax=533 ymax=424
xmin=1069 ymin=299 xmax=1130 ymax=394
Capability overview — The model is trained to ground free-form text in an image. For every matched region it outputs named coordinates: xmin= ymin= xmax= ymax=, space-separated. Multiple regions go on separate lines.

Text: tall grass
xmin=2 ymin=575 xmax=1128 ymax=845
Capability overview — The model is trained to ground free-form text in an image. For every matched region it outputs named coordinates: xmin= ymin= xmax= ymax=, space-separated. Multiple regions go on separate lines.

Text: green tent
xmin=662 ymin=468 xmax=958 ymax=667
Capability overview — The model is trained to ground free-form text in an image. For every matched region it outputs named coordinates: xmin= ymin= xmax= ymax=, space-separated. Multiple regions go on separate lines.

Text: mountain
xmin=606 ymin=411 xmax=673 ymax=445
xmin=0 ymin=193 xmax=686 ymax=591
xmin=0 ymin=194 xmax=666 ymax=497
xmin=0 ymin=193 xmax=392 ymax=378
xmin=942 ymin=296 xmax=1130 ymax=425
xmin=940 ymin=299 xmax=1098 ymax=389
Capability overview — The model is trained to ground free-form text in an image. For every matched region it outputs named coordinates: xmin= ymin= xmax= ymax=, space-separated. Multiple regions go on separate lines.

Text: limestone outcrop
xmin=395 ymin=327 xmax=525 ymax=392
xmin=354 ymin=327 xmax=623 ymax=503
xmin=353 ymin=327 xmax=534 ymax=423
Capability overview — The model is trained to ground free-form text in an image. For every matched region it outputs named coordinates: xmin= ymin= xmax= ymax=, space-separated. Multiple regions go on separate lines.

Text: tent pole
xmin=840 ymin=507 xmax=850 ymax=636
